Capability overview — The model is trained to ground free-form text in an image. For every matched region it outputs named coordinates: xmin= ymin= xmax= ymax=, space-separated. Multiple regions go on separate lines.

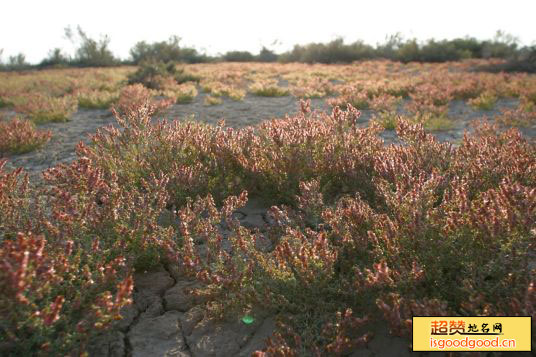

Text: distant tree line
xmin=1 ymin=28 xmax=534 ymax=72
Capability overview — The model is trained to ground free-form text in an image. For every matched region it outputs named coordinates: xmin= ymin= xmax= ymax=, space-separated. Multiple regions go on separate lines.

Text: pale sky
xmin=1 ymin=0 xmax=535 ymax=63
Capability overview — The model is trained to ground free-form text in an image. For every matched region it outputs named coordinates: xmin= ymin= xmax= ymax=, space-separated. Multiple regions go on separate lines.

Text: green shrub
xmin=64 ymin=26 xmax=118 ymax=67
xmin=257 ymin=47 xmax=278 ymax=62
xmin=0 ymin=53 xmax=31 ymax=72
xmin=38 ymin=48 xmax=70 ymax=69
xmin=222 ymin=51 xmax=255 ymax=62
xmin=279 ymin=38 xmax=376 ymax=64
xmin=127 ymin=61 xmax=200 ymax=90
xmin=130 ymin=36 xmax=207 ymax=64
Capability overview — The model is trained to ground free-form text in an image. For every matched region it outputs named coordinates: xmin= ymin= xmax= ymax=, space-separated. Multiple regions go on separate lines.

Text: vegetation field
xmin=0 ymin=60 xmax=535 ymax=356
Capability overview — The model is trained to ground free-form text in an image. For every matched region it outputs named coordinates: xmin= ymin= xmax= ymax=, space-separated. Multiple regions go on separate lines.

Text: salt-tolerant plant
xmin=0 ymin=231 xmax=134 ymax=355
xmin=14 ymin=93 xmax=77 ymax=123
xmin=328 ymin=87 xmax=370 ymax=110
xmin=174 ymin=83 xmax=198 ymax=104
xmin=468 ymin=91 xmax=498 ymax=110
xmin=406 ymin=84 xmax=452 ymax=117
xmin=77 ymin=89 xmax=119 ymax=109
xmin=1 ymin=60 xmax=536 ymax=355
xmin=0 ymin=148 xmax=182 ymax=354
xmin=249 ymin=80 xmax=289 ymax=97
xmin=498 ymin=107 xmax=536 ymax=127
xmin=0 ymin=117 xmax=52 ymax=155
xmin=115 ymin=84 xmax=173 ymax=116
xmin=417 ymin=113 xmax=455 ymax=131
xmin=204 ymin=95 xmax=223 ymax=105
xmin=228 ymin=88 xmax=246 ymax=101
xmin=371 ymin=111 xmax=399 ymax=130
xmin=290 ymin=77 xmax=334 ymax=98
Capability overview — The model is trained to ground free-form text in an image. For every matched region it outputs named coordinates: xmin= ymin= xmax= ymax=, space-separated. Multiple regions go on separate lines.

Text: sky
xmin=1 ymin=0 xmax=535 ymax=64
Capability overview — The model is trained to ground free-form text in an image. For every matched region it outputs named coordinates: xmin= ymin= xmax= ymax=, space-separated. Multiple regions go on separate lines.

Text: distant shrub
xmin=418 ymin=39 xmax=466 ymax=62
xmin=130 ymin=36 xmax=207 ymax=64
xmin=222 ymin=51 xmax=255 ymax=62
xmin=277 ymin=31 xmax=523 ymax=64
xmin=257 ymin=46 xmax=278 ymax=62
xmin=0 ymin=117 xmax=51 ymax=155
xmin=449 ymin=37 xmax=485 ymax=58
xmin=127 ymin=61 xmax=200 ymax=90
xmin=478 ymin=46 xmax=536 ymax=73
xmin=481 ymin=30 xmax=519 ymax=59
xmin=375 ymin=33 xmax=405 ymax=59
xmin=280 ymin=38 xmax=375 ymax=64
xmin=65 ymin=26 xmax=118 ymax=67
xmin=0 ymin=52 xmax=31 ymax=71
xmin=396 ymin=39 xmax=421 ymax=63
xmin=38 ymin=48 xmax=70 ymax=68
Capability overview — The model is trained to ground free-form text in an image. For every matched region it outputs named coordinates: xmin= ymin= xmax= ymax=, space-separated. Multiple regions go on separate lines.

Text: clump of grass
xmin=520 ymin=92 xmax=536 ymax=112
xmin=201 ymin=82 xmax=246 ymax=101
xmin=175 ymin=67 xmax=202 ymax=84
xmin=175 ymin=87 xmax=198 ymax=104
xmin=468 ymin=91 xmax=498 ymax=110
xmin=204 ymin=95 xmax=223 ymax=105
xmin=14 ymin=94 xmax=77 ymax=123
xmin=0 ymin=96 xmax=13 ymax=108
xmin=0 ymin=117 xmax=52 ymax=155
xmin=249 ymin=81 xmax=289 ymax=97
xmin=161 ymin=83 xmax=198 ymax=104
xmin=77 ymin=90 xmax=119 ymax=109
xmin=228 ymin=88 xmax=246 ymax=101
xmin=419 ymin=113 xmax=455 ymax=131
xmin=371 ymin=110 xmax=399 ymax=130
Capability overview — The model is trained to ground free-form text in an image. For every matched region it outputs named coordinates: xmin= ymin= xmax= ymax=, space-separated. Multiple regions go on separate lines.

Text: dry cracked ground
xmin=2 ymin=94 xmax=536 ymax=356
xmin=88 ymin=198 xmax=441 ymax=357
